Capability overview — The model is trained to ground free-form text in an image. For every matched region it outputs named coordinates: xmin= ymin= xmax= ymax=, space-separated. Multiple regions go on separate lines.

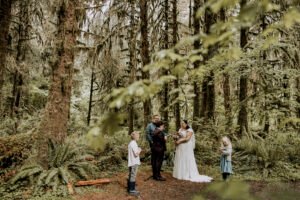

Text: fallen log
xmin=75 ymin=178 xmax=111 ymax=186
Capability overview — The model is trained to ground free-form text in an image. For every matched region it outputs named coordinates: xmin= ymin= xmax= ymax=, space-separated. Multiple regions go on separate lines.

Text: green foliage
xmin=235 ymin=132 xmax=300 ymax=180
xmin=85 ymin=127 xmax=106 ymax=152
xmin=108 ymin=76 xmax=176 ymax=109
xmin=255 ymin=182 xmax=300 ymax=200
xmin=193 ymin=181 xmax=300 ymax=200
xmin=96 ymin=130 xmax=130 ymax=172
xmin=9 ymin=142 xmax=98 ymax=197
xmin=0 ymin=132 xmax=36 ymax=168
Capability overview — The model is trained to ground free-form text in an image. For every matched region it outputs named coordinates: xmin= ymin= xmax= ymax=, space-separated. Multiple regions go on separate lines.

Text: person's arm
xmin=220 ymin=148 xmax=232 ymax=155
xmin=146 ymin=124 xmax=153 ymax=143
xmin=163 ymin=131 xmax=168 ymax=141
xmin=132 ymin=143 xmax=142 ymax=157
xmin=176 ymin=131 xmax=193 ymax=145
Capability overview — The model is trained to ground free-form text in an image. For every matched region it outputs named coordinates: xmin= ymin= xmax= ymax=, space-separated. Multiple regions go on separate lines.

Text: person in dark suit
xmin=151 ymin=121 xmax=167 ymax=181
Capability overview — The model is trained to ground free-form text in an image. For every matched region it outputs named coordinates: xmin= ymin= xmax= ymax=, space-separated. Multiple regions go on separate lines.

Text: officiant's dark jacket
xmin=152 ymin=128 xmax=166 ymax=152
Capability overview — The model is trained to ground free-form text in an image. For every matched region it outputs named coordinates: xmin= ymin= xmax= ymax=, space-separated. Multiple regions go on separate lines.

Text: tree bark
xmin=128 ymin=0 xmax=137 ymax=135
xmin=200 ymin=4 xmax=217 ymax=121
xmin=192 ymin=0 xmax=201 ymax=132
xmin=237 ymin=0 xmax=249 ymax=136
xmin=10 ymin=0 xmax=29 ymax=124
xmin=140 ymin=0 xmax=151 ymax=129
xmin=38 ymin=0 xmax=78 ymax=167
xmin=261 ymin=14 xmax=269 ymax=133
xmin=0 ymin=0 xmax=13 ymax=116
xmin=206 ymin=71 xmax=215 ymax=119
xmin=297 ymin=78 xmax=300 ymax=120
xmin=162 ymin=0 xmax=169 ymax=130
xmin=220 ymin=8 xmax=232 ymax=129
xmin=75 ymin=178 xmax=110 ymax=186
xmin=87 ymin=69 xmax=95 ymax=126
xmin=172 ymin=0 xmax=180 ymax=130
xmin=189 ymin=0 xmax=192 ymax=29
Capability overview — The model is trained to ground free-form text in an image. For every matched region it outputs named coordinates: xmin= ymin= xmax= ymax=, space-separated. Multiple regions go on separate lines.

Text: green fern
xmin=235 ymin=132 xmax=299 ymax=179
xmin=10 ymin=142 xmax=98 ymax=196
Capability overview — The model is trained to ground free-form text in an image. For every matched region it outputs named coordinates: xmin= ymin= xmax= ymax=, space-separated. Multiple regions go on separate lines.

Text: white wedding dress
xmin=173 ymin=128 xmax=213 ymax=182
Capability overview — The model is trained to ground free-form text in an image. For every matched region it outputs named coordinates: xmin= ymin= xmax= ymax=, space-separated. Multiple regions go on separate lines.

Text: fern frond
xmin=65 ymin=147 xmax=79 ymax=162
xmin=11 ymin=166 xmax=42 ymax=184
xmin=58 ymin=166 xmax=70 ymax=184
xmin=45 ymin=168 xmax=58 ymax=185
xmin=36 ymin=170 xmax=49 ymax=187
xmin=52 ymin=175 xmax=60 ymax=193
xmin=69 ymin=166 xmax=88 ymax=179
xmin=54 ymin=145 xmax=66 ymax=167
xmin=60 ymin=144 xmax=70 ymax=164
xmin=52 ymin=146 xmax=63 ymax=168
xmin=19 ymin=164 xmax=41 ymax=171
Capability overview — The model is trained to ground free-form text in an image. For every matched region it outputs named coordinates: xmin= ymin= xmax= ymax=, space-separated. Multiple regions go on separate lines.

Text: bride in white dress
xmin=173 ymin=120 xmax=213 ymax=182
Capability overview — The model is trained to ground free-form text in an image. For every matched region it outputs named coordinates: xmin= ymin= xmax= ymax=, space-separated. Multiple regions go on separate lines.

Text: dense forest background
xmin=0 ymin=0 xmax=299 ymax=199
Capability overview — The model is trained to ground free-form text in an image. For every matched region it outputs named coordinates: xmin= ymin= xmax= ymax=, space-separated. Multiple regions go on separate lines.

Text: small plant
xmin=10 ymin=141 xmax=97 ymax=196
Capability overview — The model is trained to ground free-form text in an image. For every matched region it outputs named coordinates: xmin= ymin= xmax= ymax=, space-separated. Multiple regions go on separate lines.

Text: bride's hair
xmin=183 ymin=120 xmax=190 ymax=129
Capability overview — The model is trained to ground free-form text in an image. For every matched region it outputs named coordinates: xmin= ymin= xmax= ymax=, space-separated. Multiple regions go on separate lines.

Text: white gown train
xmin=173 ymin=128 xmax=213 ymax=182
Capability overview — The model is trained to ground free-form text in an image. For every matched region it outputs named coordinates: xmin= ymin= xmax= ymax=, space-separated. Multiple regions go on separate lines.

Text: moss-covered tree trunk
xmin=140 ymin=0 xmax=151 ymax=129
xmin=38 ymin=0 xmax=78 ymax=167
xmin=128 ymin=0 xmax=136 ymax=135
xmin=87 ymin=69 xmax=95 ymax=126
xmin=0 ymin=0 xmax=13 ymax=116
xmin=220 ymin=8 xmax=232 ymax=129
xmin=297 ymin=78 xmax=300 ymax=122
xmin=200 ymin=3 xmax=217 ymax=121
xmin=162 ymin=0 xmax=169 ymax=130
xmin=192 ymin=0 xmax=201 ymax=132
xmin=172 ymin=0 xmax=180 ymax=130
xmin=10 ymin=0 xmax=30 ymax=128
xmin=237 ymin=0 xmax=249 ymax=136
xmin=261 ymin=14 xmax=270 ymax=133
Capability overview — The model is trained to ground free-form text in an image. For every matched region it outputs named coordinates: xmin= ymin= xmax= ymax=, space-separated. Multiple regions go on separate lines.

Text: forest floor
xmin=73 ymin=167 xmax=300 ymax=200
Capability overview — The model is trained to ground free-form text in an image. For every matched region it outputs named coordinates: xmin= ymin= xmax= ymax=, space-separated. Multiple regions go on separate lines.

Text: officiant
xmin=151 ymin=121 xmax=167 ymax=181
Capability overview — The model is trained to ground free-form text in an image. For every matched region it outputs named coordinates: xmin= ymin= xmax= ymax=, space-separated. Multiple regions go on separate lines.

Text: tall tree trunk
xmin=261 ymin=14 xmax=269 ymax=133
xmin=162 ymin=0 xmax=169 ymax=130
xmin=199 ymin=79 xmax=207 ymax=119
xmin=206 ymin=71 xmax=215 ymax=119
xmin=0 ymin=0 xmax=13 ymax=116
xmin=189 ymin=0 xmax=192 ymax=29
xmin=139 ymin=0 xmax=151 ymax=129
xmin=237 ymin=0 xmax=249 ymax=136
xmin=296 ymin=78 xmax=300 ymax=120
xmin=38 ymin=0 xmax=78 ymax=167
xmin=223 ymin=73 xmax=231 ymax=127
xmin=87 ymin=69 xmax=95 ymax=126
xmin=192 ymin=0 xmax=201 ymax=132
xmin=128 ymin=0 xmax=136 ymax=135
xmin=172 ymin=0 xmax=180 ymax=130
xmin=200 ymin=4 xmax=217 ymax=121
xmin=10 ymin=0 xmax=29 ymax=127
xmin=220 ymin=8 xmax=232 ymax=129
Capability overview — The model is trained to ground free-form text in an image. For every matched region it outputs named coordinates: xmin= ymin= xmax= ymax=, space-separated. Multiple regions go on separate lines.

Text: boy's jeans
xmin=129 ymin=165 xmax=139 ymax=182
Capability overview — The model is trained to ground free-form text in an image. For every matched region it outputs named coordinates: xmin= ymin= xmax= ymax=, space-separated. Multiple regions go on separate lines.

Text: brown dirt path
xmin=73 ymin=169 xmax=207 ymax=200
xmin=73 ymin=169 xmax=300 ymax=200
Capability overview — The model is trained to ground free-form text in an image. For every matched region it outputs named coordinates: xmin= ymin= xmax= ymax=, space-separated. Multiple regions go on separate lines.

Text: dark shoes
xmin=154 ymin=176 xmax=166 ymax=181
xmin=128 ymin=182 xmax=140 ymax=196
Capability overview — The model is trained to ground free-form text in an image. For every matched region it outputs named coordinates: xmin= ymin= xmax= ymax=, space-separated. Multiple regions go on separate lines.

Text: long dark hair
xmin=183 ymin=120 xmax=190 ymax=129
